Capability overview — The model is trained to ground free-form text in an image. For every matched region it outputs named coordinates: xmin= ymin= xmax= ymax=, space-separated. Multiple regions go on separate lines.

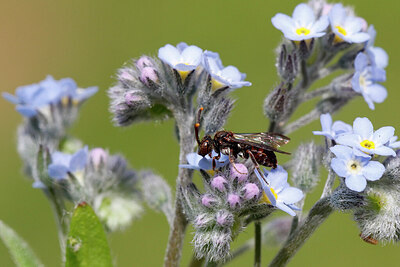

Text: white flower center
xmin=347 ymin=160 xmax=362 ymax=174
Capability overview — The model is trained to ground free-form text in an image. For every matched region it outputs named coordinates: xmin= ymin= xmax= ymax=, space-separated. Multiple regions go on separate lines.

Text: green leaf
xmin=0 ymin=220 xmax=44 ymax=267
xmin=65 ymin=202 xmax=113 ymax=267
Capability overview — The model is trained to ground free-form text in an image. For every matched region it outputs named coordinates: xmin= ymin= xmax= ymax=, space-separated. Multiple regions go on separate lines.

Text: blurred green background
xmin=1 ymin=0 xmax=400 ymax=266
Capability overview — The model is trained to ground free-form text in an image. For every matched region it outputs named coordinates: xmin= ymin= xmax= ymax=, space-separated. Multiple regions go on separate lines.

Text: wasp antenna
xmin=194 ymin=107 xmax=204 ymax=145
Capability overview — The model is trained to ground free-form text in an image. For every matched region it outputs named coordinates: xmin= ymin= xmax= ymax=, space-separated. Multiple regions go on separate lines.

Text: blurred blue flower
xmin=330 ymin=145 xmax=385 ymax=192
xmin=271 ymin=3 xmax=329 ymax=41
xmin=255 ymin=166 xmax=303 ymax=216
xmin=48 ymin=146 xmax=88 ymax=180
xmin=336 ymin=117 xmax=396 ymax=156
xmin=179 ymin=151 xmax=229 ymax=171
xmin=158 ymin=42 xmax=203 ymax=77
xmin=313 ymin=113 xmax=352 ymax=140
xmin=366 ymin=25 xmax=388 ymax=69
xmin=202 ymin=51 xmax=251 ymax=91
xmin=3 ymin=75 xmax=98 ymax=118
xmin=351 ymin=53 xmax=387 ymax=110
xmin=328 ymin=4 xmax=370 ymax=43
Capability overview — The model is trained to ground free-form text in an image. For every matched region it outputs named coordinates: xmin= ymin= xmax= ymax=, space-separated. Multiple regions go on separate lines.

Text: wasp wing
xmin=232 ymin=132 xmax=290 ymax=154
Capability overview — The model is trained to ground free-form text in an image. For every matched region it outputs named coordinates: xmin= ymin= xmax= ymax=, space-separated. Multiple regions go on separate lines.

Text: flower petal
xmin=372 ymin=126 xmax=394 ymax=144
xmin=48 ymin=164 xmax=69 ymax=179
xmin=330 ymin=158 xmax=348 ymax=177
xmin=365 ymin=84 xmax=387 ymax=104
xmin=373 ymin=146 xmax=396 ymax=157
xmin=345 ymin=174 xmax=367 ymax=192
xmin=362 ymin=161 xmax=385 ymax=181
xmin=335 ymin=134 xmax=360 ymax=147
xmin=271 ymin=13 xmax=295 ymax=33
xmin=292 ymin=3 xmax=315 ymax=25
xmin=353 ymin=117 xmax=373 ymax=138
xmin=158 ymin=44 xmax=180 ymax=67
xmin=279 ymin=187 xmax=303 ymax=204
xmin=330 ymin=145 xmax=353 ymax=159
xmin=276 ymin=202 xmax=296 ymax=216
xmin=70 ymin=147 xmax=88 ymax=172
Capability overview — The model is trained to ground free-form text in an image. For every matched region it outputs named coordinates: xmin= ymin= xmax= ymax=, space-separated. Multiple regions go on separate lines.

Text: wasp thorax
xmin=198 ymin=136 xmax=213 ymax=157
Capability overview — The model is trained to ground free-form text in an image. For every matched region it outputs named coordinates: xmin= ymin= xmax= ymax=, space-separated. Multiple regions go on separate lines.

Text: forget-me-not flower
xmin=387 ymin=136 xmax=400 ymax=149
xmin=271 ymin=3 xmax=329 ymax=41
xmin=330 ymin=145 xmax=385 ymax=192
xmin=158 ymin=42 xmax=203 ymax=79
xmin=351 ymin=53 xmax=387 ymax=110
xmin=3 ymin=76 xmax=98 ymax=118
xmin=48 ymin=146 xmax=88 ymax=180
xmin=202 ymin=51 xmax=251 ymax=91
xmin=328 ymin=4 xmax=370 ymax=43
xmin=313 ymin=113 xmax=352 ymax=140
xmin=336 ymin=117 xmax=396 ymax=156
xmin=179 ymin=151 xmax=229 ymax=171
xmin=255 ymin=166 xmax=303 ymax=216
xmin=366 ymin=25 xmax=389 ymax=69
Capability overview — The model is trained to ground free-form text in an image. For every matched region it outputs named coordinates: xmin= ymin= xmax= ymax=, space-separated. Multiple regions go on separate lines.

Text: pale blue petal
xmin=332 ymin=121 xmax=352 ymax=135
xmin=330 ymin=158 xmax=348 ymax=177
xmin=371 ymin=67 xmax=386 ymax=82
xmin=347 ymin=32 xmax=370 ymax=43
xmin=276 ymin=202 xmax=296 ymax=216
xmin=178 ymin=164 xmax=201 ymax=170
xmin=353 ymin=117 xmax=373 ymax=138
xmin=330 ymin=145 xmax=353 ymax=159
xmin=345 ymin=174 xmax=367 ymax=192
xmin=181 ymin=45 xmax=203 ymax=66
xmin=267 ymin=166 xmax=288 ymax=191
xmin=198 ymin=158 xmax=213 ymax=170
xmin=362 ymin=161 xmax=385 ymax=181
xmin=279 ymin=187 xmax=303 ymax=204
xmin=32 ymin=181 xmax=46 ymax=189
xmin=351 ymin=72 xmax=362 ymax=93
xmin=264 ymin=186 xmax=277 ymax=206
xmin=271 ymin=13 xmax=294 ymax=33
xmin=16 ymin=106 xmax=37 ymax=117
xmin=312 ymin=131 xmax=334 ymax=139
xmin=365 ymin=84 xmax=387 ymax=104
xmin=158 ymin=44 xmax=180 ymax=66
xmin=292 ymin=3 xmax=315 ymax=25
xmin=329 ymin=4 xmax=346 ymax=26
xmin=369 ymin=47 xmax=388 ymax=69
xmin=320 ymin=113 xmax=332 ymax=132
xmin=51 ymin=152 xmax=72 ymax=166
xmin=186 ymin=153 xmax=203 ymax=166
xmin=176 ymin=42 xmax=188 ymax=52
xmin=311 ymin=16 xmax=329 ymax=33
xmin=335 ymin=134 xmax=360 ymax=147
xmin=48 ymin=164 xmax=69 ymax=179
xmin=354 ymin=53 xmax=368 ymax=71
xmin=373 ymin=146 xmax=396 ymax=157
xmin=221 ymin=66 xmax=242 ymax=82
xmin=2 ymin=92 xmax=19 ymax=104
xmin=70 ymin=147 xmax=88 ymax=172
xmin=367 ymin=25 xmax=376 ymax=47
xmin=343 ymin=17 xmax=363 ymax=34
xmin=74 ymin=87 xmax=98 ymax=101
xmin=372 ymin=126 xmax=394 ymax=144
xmin=362 ymin=92 xmax=375 ymax=110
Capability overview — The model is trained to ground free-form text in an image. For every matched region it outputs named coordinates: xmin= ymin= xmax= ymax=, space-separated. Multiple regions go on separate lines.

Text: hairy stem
xmin=268 ymin=198 xmax=333 ymax=267
xmin=283 ymin=109 xmax=321 ymax=135
xmin=164 ymin=113 xmax=196 ymax=267
xmin=254 ymin=221 xmax=261 ymax=267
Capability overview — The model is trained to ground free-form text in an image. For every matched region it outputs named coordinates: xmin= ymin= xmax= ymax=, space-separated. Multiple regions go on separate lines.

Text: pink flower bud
xmin=140 ymin=67 xmax=159 ymax=87
xmin=201 ymin=194 xmax=216 ymax=207
xmin=90 ymin=148 xmax=108 ymax=168
xmin=227 ymin=194 xmax=240 ymax=208
xmin=124 ymin=91 xmax=143 ymax=105
xmin=136 ymin=56 xmax=153 ymax=71
xmin=216 ymin=211 xmax=233 ymax=227
xmin=120 ymin=71 xmax=134 ymax=81
xmin=243 ymin=183 xmax=260 ymax=200
xmin=230 ymin=164 xmax=248 ymax=183
xmin=211 ymin=176 xmax=227 ymax=192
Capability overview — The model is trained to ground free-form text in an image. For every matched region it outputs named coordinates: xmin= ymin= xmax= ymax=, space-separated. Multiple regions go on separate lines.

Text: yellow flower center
xmin=360 ymin=140 xmax=376 ymax=150
xmin=359 ymin=75 xmax=366 ymax=88
xmin=296 ymin=27 xmax=311 ymax=36
xmin=335 ymin=25 xmax=347 ymax=36
xmin=211 ymin=78 xmax=225 ymax=91
xmin=261 ymin=188 xmax=278 ymax=204
xmin=178 ymin=70 xmax=190 ymax=81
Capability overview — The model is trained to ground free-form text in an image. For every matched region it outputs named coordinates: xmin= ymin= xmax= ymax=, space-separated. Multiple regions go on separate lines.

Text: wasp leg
xmin=228 ymin=148 xmax=247 ymax=175
xmin=246 ymin=149 xmax=269 ymax=184
xmin=212 ymin=152 xmax=221 ymax=170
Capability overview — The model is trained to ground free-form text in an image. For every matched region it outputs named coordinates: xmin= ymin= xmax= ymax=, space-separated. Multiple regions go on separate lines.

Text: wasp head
xmin=198 ymin=135 xmax=213 ymax=157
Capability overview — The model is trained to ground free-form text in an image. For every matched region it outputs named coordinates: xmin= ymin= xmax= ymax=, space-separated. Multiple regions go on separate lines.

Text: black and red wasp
xmin=194 ymin=107 xmax=290 ymax=173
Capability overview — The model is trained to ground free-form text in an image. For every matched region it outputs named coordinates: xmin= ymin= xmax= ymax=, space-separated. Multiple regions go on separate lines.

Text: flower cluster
xmin=315 ymin=115 xmax=397 ymax=192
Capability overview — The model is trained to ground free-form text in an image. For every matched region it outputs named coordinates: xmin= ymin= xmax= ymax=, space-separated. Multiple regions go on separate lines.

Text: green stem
xmin=254 ymin=221 xmax=261 ymax=267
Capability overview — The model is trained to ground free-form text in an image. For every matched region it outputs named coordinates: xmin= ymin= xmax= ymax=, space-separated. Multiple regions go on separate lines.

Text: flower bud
xmin=277 ymin=44 xmax=298 ymax=83
xmin=211 ymin=176 xmax=227 ymax=192
xmin=201 ymin=194 xmax=216 ymax=207
xmin=230 ymin=164 xmax=248 ymax=183
xmin=216 ymin=210 xmax=234 ymax=227
xmin=264 ymin=83 xmax=288 ymax=122
xmin=139 ymin=67 xmax=159 ymax=88
xmin=136 ymin=56 xmax=153 ymax=71
xmin=243 ymin=183 xmax=260 ymax=200
xmin=194 ymin=213 xmax=214 ymax=229
xmin=90 ymin=148 xmax=108 ymax=168
xmin=124 ymin=90 xmax=144 ymax=105
xmin=227 ymin=193 xmax=240 ymax=209
xmin=119 ymin=71 xmax=135 ymax=82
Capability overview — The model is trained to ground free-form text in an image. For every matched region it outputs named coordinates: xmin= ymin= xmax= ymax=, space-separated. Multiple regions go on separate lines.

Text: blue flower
xmin=255 ymin=166 xmax=303 ymax=216
xmin=328 ymin=4 xmax=370 ymax=43
xmin=158 ymin=42 xmax=203 ymax=78
xmin=387 ymin=136 xmax=400 ymax=149
xmin=366 ymin=25 xmax=388 ymax=69
xmin=3 ymin=76 xmax=98 ymax=118
xmin=48 ymin=146 xmax=89 ymax=180
xmin=351 ymin=53 xmax=387 ymax=110
xmin=330 ymin=145 xmax=385 ymax=192
xmin=179 ymin=151 xmax=229 ymax=171
xmin=313 ymin=113 xmax=352 ymax=140
xmin=336 ymin=117 xmax=396 ymax=157
xmin=202 ymin=51 xmax=251 ymax=91
xmin=271 ymin=3 xmax=329 ymax=41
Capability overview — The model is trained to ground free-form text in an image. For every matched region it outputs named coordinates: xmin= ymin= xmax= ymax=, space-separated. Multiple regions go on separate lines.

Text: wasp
xmin=194 ymin=107 xmax=290 ymax=173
